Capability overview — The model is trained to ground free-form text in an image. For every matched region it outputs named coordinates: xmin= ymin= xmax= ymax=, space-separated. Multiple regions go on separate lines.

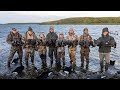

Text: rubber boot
xmin=70 ymin=61 xmax=72 ymax=68
xmin=7 ymin=61 xmax=11 ymax=68
xmin=50 ymin=59 xmax=53 ymax=68
xmin=26 ymin=60 xmax=29 ymax=67
xmin=72 ymin=63 xmax=76 ymax=72
xmin=86 ymin=64 xmax=88 ymax=70
xmin=80 ymin=60 xmax=84 ymax=69
xmin=31 ymin=55 xmax=34 ymax=66
xmin=100 ymin=65 xmax=103 ymax=73
xmin=105 ymin=63 xmax=109 ymax=72
xmin=62 ymin=59 xmax=65 ymax=69
xmin=19 ymin=58 xmax=23 ymax=66
xmin=41 ymin=59 xmax=47 ymax=70
xmin=86 ymin=60 xmax=89 ymax=70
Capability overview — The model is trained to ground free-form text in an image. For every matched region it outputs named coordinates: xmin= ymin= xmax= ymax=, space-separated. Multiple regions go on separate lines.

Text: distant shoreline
xmin=2 ymin=23 xmax=120 ymax=25
xmin=2 ymin=17 xmax=120 ymax=25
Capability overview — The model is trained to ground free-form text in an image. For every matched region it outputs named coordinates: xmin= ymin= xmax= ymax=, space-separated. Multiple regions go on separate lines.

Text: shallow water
xmin=0 ymin=24 xmax=120 ymax=75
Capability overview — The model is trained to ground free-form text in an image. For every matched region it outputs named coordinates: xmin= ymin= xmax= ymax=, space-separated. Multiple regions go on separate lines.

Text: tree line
xmin=40 ymin=17 xmax=120 ymax=25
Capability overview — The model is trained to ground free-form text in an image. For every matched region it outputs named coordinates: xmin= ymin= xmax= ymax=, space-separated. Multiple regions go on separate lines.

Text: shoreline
xmin=2 ymin=23 xmax=120 ymax=25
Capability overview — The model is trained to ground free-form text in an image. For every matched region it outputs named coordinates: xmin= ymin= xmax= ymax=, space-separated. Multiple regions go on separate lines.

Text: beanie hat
xmin=102 ymin=27 xmax=109 ymax=33
xmin=28 ymin=27 xmax=33 ymax=31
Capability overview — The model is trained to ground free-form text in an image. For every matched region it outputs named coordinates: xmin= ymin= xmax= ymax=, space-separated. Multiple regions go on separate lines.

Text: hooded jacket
xmin=97 ymin=28 xmax=116 ymax=53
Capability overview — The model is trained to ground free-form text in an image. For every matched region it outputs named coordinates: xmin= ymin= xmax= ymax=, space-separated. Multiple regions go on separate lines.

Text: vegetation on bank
xmin=40 ymin=17 xmax=120 ymax=25
xmin=5 ymin=17 xmax=120 ymax=25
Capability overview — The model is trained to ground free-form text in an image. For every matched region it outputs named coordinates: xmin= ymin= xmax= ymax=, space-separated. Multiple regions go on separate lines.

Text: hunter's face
xmin=12 ymin=29 xmax=17 ymax=34
xmin=69 ymin=29 xmax=74 ymax=35
xmin=28 ymin=31 xmax=33 ymax=35
xmin=39 ymin=34 xmax=44 ymax=39
xmin=50 ymin=28 xmax=54 ymax=32
xmin=59 ymin=34 xmax=64 ymax=38
xmin=103 ymin=32 xmax=108 ymax=36
xmin=49 ymin=26 xmax=54 ymax=33
xmin=84 ymin=30 xmax=88 ymax=34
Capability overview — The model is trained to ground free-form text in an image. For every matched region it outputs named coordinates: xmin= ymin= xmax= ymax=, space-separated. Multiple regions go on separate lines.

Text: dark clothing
xmin=46 ymin=32 xmax=58 ymax=47
xmin=96 ymin=34 xmax=116 ymax=72
xmin=46 ymin=32 xmax=58 ymax=67
xmin=97 ymin=35 xmax=116 ymax=53
xmin=23 ymin=31 xmax=38 ymax=67
xmin=48 ymin=47 xmax=57 ymax=60
xmin=46 ymin=32 xmax=58 ymax=41
xmin=6 ymin=31 xmax=23 ymax=67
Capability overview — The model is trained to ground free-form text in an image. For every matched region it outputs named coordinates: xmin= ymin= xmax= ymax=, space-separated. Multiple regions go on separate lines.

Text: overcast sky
xmin=0 ymin=11 xmax=120 ymax=24
xmin=15 ymin=11 xmax=120 ymax=17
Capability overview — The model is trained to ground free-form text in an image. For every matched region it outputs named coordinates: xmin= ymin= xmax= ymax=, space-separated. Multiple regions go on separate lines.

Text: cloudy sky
xmin=0 ymin=11 xmax=120 ymax=24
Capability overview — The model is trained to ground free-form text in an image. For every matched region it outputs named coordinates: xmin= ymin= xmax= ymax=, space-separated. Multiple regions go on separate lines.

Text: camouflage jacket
xmin=23 ymin=31 xmax=38 ymax=48
xmin=79 ymin=34 xmax=93 ymax=48
xmin=66 ymin=35 xmax=78 ymax=48
xmin=6 ymin=31 xmax=22 ymax=46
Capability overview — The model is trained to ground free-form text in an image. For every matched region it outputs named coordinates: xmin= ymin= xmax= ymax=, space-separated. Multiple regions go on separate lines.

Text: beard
xmin=69 ymin=32 xmax=74 ymax=36
xmin=28 ymin=33 xmax=33 ymax=36
xmin=83 ymin=33 xmax=89 ymax=37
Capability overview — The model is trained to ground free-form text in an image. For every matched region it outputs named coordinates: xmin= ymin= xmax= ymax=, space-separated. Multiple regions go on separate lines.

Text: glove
xmin=11 ymin=41 xmax=15 ymax=45
xmin=79 ymin=41 xmax=84 ymax=45
xmin=90 ymin=41 xmax=95 ymax=47
xmin=51 ymin=39 xmax=56 ymax=43
xmin=48 ymin=40 xmax=52 ymax=44
xmin=73 ymin=40 xmax=78 ymax=45
xmin=114 ymin=43 xmax=116 ymax=48
xmin=31 ymin=40 xmax=36 ymax=46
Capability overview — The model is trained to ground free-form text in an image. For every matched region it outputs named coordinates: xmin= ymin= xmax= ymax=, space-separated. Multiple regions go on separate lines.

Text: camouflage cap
xmin=28 ymin=27 xmax=33 ymax=31
xmin=12 ymin=28 xmax=16 ymax=31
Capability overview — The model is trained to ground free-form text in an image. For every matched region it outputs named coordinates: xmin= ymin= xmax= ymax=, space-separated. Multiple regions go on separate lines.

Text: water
xmin=0 ymin=24 xmax=120 ymax=75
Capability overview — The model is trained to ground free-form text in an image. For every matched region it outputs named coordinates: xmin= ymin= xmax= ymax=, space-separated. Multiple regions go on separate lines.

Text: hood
xmin=102 ymin=27 xmax=109 ymax=37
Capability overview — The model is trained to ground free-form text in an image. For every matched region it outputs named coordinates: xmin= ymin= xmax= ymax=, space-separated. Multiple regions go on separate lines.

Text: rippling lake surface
xmin=0 ymin=24 xmax=120 ymax=75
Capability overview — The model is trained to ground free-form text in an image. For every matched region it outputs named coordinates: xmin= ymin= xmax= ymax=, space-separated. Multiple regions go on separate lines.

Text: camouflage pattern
xmin=36 ymin=33 xmax=47 ymax=69
xmin=79 ymin=33 xmax=93 ymax=70
xmin=66 ymin=33 xmax=78 ymax=71
xmin=6 ymin=31 xmax=23 ymax=67
xmin=23 ymin=30 xmax=38 ymax=67
xmin=56 ymin=38 xmax=66 ymax=68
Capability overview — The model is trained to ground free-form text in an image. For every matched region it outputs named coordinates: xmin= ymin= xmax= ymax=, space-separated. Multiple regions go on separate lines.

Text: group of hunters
xmin=6 ymin=26 xmax=116 ymax=73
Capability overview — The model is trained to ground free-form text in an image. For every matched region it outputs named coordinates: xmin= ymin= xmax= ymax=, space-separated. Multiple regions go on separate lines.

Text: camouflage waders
xmin=8 ymin=46 xmax=23 ymax=67
xmin=57 ymin=47 xmax=65 ymax=69
xmin=6 ymin=31 xmax=23 ymax=68
xmin=38 ymin=46 xmax=47 ymax=69
xmin=79 ymin=33 xmax=93 ymax=70
xmin=80 ymin=47 xmax=90 ymax=70
xmin=25 ymin=45 xmax=35 ymax=67
xmin=68 ymin=47 xmax=76 ymax=71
